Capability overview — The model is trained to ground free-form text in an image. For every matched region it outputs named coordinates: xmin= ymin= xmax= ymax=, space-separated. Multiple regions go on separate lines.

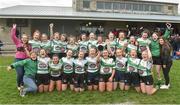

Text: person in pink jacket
xmin=11 ymin=24 xmax=32 ymax=90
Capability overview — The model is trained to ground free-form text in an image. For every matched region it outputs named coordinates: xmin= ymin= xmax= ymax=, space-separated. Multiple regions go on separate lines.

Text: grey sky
xmin=0 ymin=0 xmax=179 ymax=13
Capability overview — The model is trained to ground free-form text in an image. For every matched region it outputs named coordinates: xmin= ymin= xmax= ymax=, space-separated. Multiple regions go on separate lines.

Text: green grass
xmin=0 ymin=56 xmax=180 ymax=104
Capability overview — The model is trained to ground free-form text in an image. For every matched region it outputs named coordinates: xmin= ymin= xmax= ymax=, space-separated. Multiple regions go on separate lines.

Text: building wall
xmin=73 ymin=0 xmax=178 ymax=15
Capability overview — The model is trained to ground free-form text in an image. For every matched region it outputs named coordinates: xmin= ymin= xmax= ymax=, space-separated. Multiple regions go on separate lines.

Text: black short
xmin=114 ymin=70 xmax=125 ymax=82
xmin=99 ymin=74 xmax=112 ymax=82
xmin=125 ymin=72 xmax=140 ymax=87
xmin=50 ymin=75 xmax=62 ymax=81
xmin=74 ymin=73 xmax=85 ymax=88
xmin=152 ymin=56 xmax=161 ymax=65
xmin=140 ymin=75 xmax=154 ymax=85
xmin=36 ymin=74 xmax=50 ymax=86
xmin=87 ymin=72 xmax=99 ymax=85
xmin=62 ymin=73 xmax=74 ymax=84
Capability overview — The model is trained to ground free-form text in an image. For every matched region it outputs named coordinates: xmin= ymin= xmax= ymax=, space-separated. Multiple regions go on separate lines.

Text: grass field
xmin=0 ymin=56 xmax=180 ymax=104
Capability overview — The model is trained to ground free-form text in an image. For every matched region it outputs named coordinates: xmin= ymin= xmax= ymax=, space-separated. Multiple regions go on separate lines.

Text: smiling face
xmin=21 ymin=34 xmax=28 ymax=44
xmin=89 ymin=48 xmax=96 ymax=57
xmin=89 ymin=33 xmax=95 ymax=40
xmin=142 ymin=32 xmax=148 ymax=39
xmin=118 ymin=32 xmax=125 ymax=40
xmin=108 ymin=32 xmax=114 ymax=41
xmin=130 ymin=49 xmax=137 ymax=58
xmin=53 ymin=32 xmax=60 ymax=40
xmin=130 ymin=36 xmax=136 ymax=44
xmin=97 ymin=36 xmax=103 ymax=43
xmin=116 ymin=49 xmax=123 ymax=57
xmin=30 ymin=52 xmax=37 ymax=60
xmin=52 ymin=56 xmax=59 ymax=64
xmin=152 ymin=33 xmax=158 ymax=41
xmin=142 ymin=51 xmax=148 ymax=60
xmin=81 ymin=34 xmax=87 ymax=41
xmin=69 ymin=37 xmax=75 ymax=45
xmin=61 ymin=34 xmax=66 ymax=41
xmin=159 ymin=38 xmax=165 ymax=45
xmin=39 ymin=49 xmax=47 ymax=58
xmin=33 ymin=31 xmax=40 ymax=41
xmin=78 ymin=51 xmax=85 ymax=59
xmin=66 ymin=50 xmax=73 ymax=58
xmin=102 ymin=50 xmax=109 ymax=59
xmin=41 ymin=34 xmax=48 ymax=42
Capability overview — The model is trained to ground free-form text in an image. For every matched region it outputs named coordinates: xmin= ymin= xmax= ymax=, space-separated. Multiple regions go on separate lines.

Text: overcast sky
xmin=0 ymin=0 xmax=179 ymax=12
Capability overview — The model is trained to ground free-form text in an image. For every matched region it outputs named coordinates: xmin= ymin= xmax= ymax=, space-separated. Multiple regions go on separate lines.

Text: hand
xmin=166 ymin=22 xmax=172 ymax=29
xmin=49 ymin=23 xmax=54 ymax=28
xmin=108 ymin=77 xmax=113 ymax=82
xmin=135 ymin=41 xmax=138 ymax=46
xmin=7 ymin=66 xmax=12 ymax=71
xmin=12 ymin=24 xmax=16 ymax=29
xmin=163 ymin=65 xmax=166 ymax=68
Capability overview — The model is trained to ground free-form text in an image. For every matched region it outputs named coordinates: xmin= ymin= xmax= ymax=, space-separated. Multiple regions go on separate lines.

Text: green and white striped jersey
xmin=138 ymin=60 xmax=152 ymax=77
xmin=51 ymin=39 xmax=62 ymax=53
xmin=137 ymin=38 xmax=151 ymax=53
xmin=41 ymin=40 xmax=51 ymax=53
xmin=86 ymin=56 xmax=99 ymax=73
xmin=61 ymin=57 xmax=74 ymax=74
xmin=127 ymin=44 xmax=137 ymax=53
xmin=78 ymin=41 xmax=89 ymax=53
xmin=88 ymin=40 xmax=98 ymax=49
xmin=100 ymin=58 xmax=115 ymax=75
xmin=73 ymin=59 xmax=87 ymax=74
xmin=109 ymin=40 xmax=117 ymax=52
xmin=116 ymin=39 xmax=128 ymax=49
xmin=37 ymin=56 xmax=51 ymax=74
xmin=29 ymin=40 xmax=41 ymax=53
xmin=67 ymin=44 xmax=79 ymax=56
xmin=127 ymin=57 xmax=140 ymax=73
xmin=115 ymin=57 xmax=127 ymax=72
xmin=59 ymin=40 xmax=67 ymax=53
xmin=49 ymin=60 xmax=62 ymax=77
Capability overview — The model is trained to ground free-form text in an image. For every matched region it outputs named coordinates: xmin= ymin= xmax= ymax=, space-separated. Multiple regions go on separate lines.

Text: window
xmin=125 ymin=3 xmax=132 ymax=10
xmin=120 ymin=3 xmax=125 ymax=10
xmin=139 ymin=4 xmax=144 ymax=11
xmin=113 ymin=3 xmax=119 ymax=10
xmin=151 ymin=5 xmax=161 ymax=12
xmin=105 ymin=2 xmax=112 ymax=10
xmin=6 ymin=19 xmax=28 ymax=27
xmin=168 ymin=6 xmax=173 ymax=10
xmin=144 ymin=4 xmax=150 ymax=11
xmin=133 ymin=4 xmax=138 ymax=11
xmin=83 ymin=0 xmax=90 ymax=9
xmin=97 ymin=1 xmax=104 ymax=9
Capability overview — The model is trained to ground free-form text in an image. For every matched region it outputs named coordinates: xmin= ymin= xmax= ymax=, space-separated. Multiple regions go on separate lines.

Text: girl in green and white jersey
xmin=116 ymin=31 xmax=128 ymax=50
xmin=106 ymin=32 xmax=117 ymax=60
xmin=114 ymin=49 xmax=127 ymax=91
xmin=36 ymin=49 xmax=51 ymax=93
xmin=67 ymin=36 xmax=79 ymax=58
xmin=59 ymin=34 xmax=67 ymax=58
xmin=88 ymin=32 xmax=97 ymax=50
xmin=78 ymin=33 xmax=89 ymax=57
xmin=49 ymin=54 xmax=62 ymax=92
xmin=127 ymin=36 xmax=138 ymax=55
xmin=99 ymin=50 xmax=115 ymax=92
xmin=61 ymin=50 xmax=74 ymax=91
xmin=125 ymin=49 xmax=141 ymax=92
xmin=86 ymin=48 xmax=101 ymax=91
xmin=50 ymin=32 xmax=62 ymax=58
xmin=96 ymin=35 xmax=106 ymax=53
xmin=73 ymin=51 xmax=87 ymax=92
xmin=40 ymin=33 xmax=51 ymax=56
xmin=29 ymin=31 xmax=41 ymax=54
xmin=138 ymin=47 xmax=157 ymax=95
xmin=137 ymin=31 xmax=151 ymax=58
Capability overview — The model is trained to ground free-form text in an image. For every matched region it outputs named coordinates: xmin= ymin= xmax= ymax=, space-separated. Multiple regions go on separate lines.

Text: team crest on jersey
xmin=103 ymin=67 xmax=110 ymax=73
xmin=80 ymin=46 xmax=87 ymax=51
xmin=76 ymin=66 xmax=83 ymax=72
xmin=117 ymin=61 xmax=124 ymax=67
xmin=89 ymin=63 xmax=96 ymax=68
xmin=64 ymin=64 xmax=73 ymax=70
xmin=55 ymin=46 xmax=61 ymax=51
xmin=129 ymin=66 xmax=135 ymax=72
xmin=38 ymin=62 xmax=47 ymax=68
xmin=110 ymin=47 xmax=115 ymax=52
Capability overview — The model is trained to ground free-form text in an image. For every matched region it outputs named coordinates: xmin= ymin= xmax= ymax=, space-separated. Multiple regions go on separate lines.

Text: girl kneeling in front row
xmin=138 ymin=47 xmax=157 ymax=95
xmin=99 ymin=50 xmax=115 ymax=92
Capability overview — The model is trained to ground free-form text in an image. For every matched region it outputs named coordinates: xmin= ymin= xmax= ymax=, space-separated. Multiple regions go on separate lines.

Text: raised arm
xmin=146 ymin=46 xmax=152 ymax=60
xmin=11 ymin=24 xmax=21 ymax=45
xmin=49 ymin=23 xmax=54 ymax=40
xmin=163 ymin=23 xmax=171 ymax=39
